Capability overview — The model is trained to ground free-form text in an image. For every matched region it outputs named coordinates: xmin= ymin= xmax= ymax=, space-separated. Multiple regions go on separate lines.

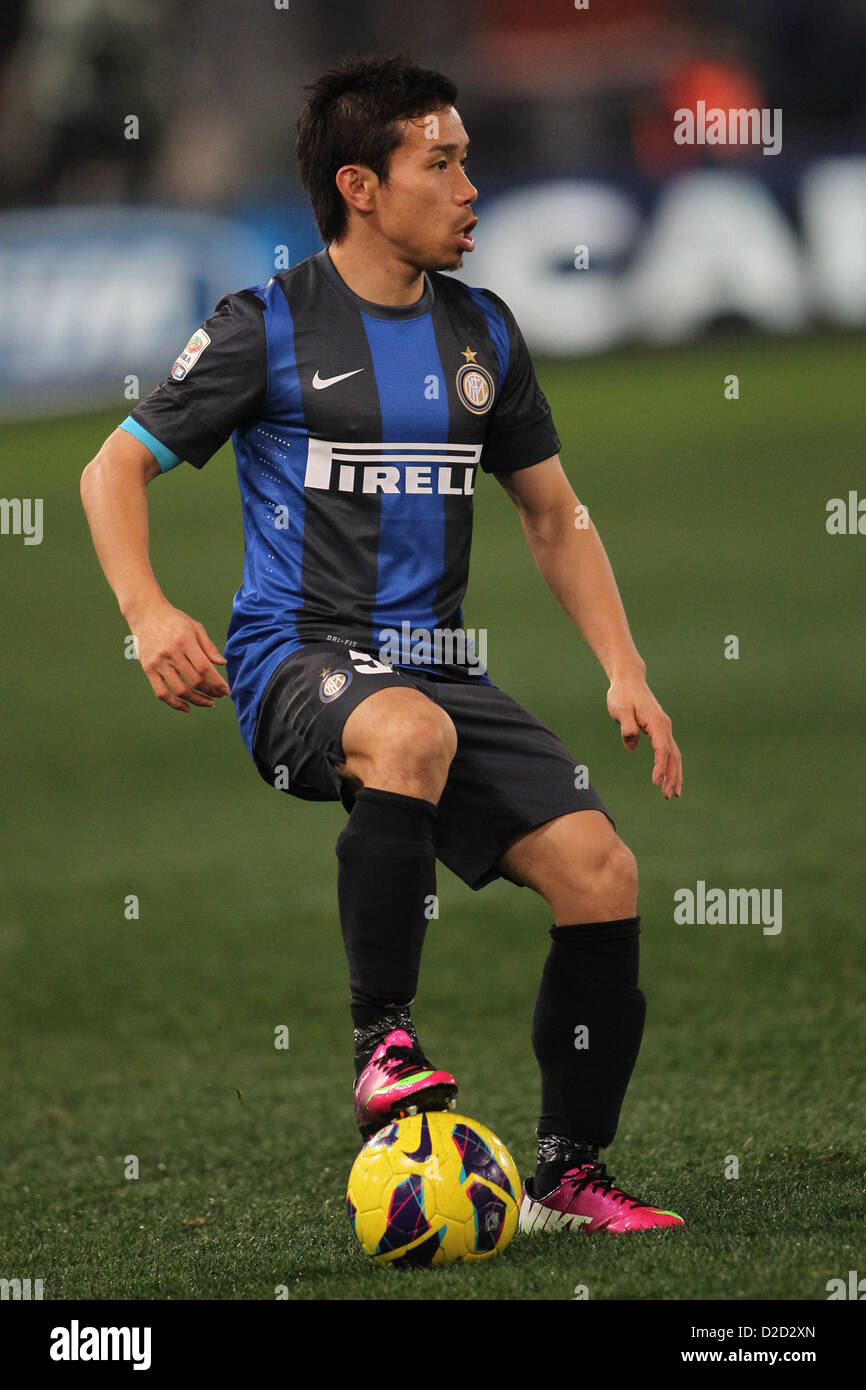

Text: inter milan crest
xmin=319 ymin=670 xmax=352 ymax=702
xmin=456 ymin=347 xmax=494 ymax=415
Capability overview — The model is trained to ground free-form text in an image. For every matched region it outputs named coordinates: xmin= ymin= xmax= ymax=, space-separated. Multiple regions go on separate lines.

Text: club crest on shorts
xmin=456 ymin=347 xmax=494 ymax=415
xmin=171 ymin=328 xmax=211 ymax=381
xmin=319 ymin=669 xmax=352 ymax=702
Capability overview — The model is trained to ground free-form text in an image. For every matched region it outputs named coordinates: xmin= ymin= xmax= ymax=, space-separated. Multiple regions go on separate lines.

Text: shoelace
xmin=379 ymin=1043 xmax=432 ymax=1079
xmin=563 ymin=1162 xmax=648 ymax=1209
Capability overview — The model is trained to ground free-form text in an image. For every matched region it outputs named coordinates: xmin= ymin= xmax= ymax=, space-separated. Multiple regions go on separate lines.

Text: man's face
xmin=369 ymin=106 xmax=478 ymax=272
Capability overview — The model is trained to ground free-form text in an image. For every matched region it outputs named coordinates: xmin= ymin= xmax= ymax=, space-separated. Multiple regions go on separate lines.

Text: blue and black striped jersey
xmin=122 ymin=248 xmax=560 ymax=752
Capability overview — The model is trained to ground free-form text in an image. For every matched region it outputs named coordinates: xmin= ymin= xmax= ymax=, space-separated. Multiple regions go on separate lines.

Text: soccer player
xmin=81 ymin=55 xmax=684 ymax=1235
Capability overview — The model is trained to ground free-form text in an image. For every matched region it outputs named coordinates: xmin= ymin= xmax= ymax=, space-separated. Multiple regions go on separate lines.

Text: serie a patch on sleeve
xmin=171 ymin=327 xmax=211 ymax=381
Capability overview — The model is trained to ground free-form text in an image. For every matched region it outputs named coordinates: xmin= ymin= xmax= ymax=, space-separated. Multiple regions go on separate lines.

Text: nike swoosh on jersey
xmin=312 ymin=368 xmax=365 ymax=390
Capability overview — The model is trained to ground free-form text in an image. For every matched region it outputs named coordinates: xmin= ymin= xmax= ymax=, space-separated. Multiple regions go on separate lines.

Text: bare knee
xmin=554 ymin=829 xmax=638 ymax=923
xmin=572 ymin=821 xmax=636 ymax=894
xmin=501 ymin=812 xmax=638 ymax=923
xmin=385 ymin=703 xmax=457 ymax=780
xmin=336 ymin=688 xmax=457 ymax=801
xmin=598 ymin=836 xmax=638 ymax=905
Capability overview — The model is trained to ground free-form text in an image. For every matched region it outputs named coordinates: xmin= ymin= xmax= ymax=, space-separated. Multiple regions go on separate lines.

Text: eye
xmin=431 ymin=155 xmax=469 ymax=171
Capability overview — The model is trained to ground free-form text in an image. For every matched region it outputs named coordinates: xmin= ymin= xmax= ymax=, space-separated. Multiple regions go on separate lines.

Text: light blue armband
xmin=119 ymin=416 xmax=183 ymax=472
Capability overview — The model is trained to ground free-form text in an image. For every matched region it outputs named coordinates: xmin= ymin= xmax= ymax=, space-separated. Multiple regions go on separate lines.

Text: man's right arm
xmin=80 ymin=427 xmax=230 ymax=712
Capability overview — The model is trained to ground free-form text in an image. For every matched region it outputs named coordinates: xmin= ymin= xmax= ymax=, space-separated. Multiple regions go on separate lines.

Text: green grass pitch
xmin=0 ymin=332 xmax=863 ymax=1300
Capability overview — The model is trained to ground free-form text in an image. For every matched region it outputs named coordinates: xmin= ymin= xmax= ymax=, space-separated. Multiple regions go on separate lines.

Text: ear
xmin=335 ymin=164 xmax=378 ymax=218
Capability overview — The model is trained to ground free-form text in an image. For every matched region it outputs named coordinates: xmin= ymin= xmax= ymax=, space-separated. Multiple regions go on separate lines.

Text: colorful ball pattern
xmin=346 ymin=1111 xmax=521 ymax=1266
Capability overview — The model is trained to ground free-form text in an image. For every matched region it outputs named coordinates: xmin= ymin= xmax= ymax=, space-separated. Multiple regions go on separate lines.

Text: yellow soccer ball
xmin=346 ymin=1111 xmax=521 ymax=1266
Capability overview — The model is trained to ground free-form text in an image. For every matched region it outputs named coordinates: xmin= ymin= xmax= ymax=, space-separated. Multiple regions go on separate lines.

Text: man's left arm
xmin=495 ymin=455 xmax=682 ymax=800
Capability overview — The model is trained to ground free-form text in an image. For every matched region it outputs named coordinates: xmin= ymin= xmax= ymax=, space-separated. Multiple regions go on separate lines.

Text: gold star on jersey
xmin=456 ymin=347 xmax=495 ymax=414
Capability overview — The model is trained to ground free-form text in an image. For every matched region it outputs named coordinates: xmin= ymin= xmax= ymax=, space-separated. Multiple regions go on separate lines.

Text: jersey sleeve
xmin=123 ymin=289 xmax=267 ymax=470
xmin=479 ymin=291 xmax=561 ymax=475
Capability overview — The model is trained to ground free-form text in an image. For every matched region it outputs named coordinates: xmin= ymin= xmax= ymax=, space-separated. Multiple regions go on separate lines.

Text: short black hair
xmin=296 ymin=53 xmax=459 ymax=244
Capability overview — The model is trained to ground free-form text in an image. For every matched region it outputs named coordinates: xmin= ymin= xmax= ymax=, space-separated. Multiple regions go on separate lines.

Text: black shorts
xmin=251 ymin=641 xmax=612 ymax=892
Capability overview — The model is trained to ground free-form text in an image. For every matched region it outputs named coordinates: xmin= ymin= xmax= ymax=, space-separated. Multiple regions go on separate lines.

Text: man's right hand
xmin=132 ymin=600 xmax=230 ymax=713
xmin=79 ymin=429 xmax=230 ymax=713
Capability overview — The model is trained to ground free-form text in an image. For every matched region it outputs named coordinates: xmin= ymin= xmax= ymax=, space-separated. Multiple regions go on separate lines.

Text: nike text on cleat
xmin=353 ymin=1029 xmax=458 ymax=1139
xmin=311 ymin=368 xmax=365 ymax=390
xmin=518 ymin=1162 xmax=685 ymax=1235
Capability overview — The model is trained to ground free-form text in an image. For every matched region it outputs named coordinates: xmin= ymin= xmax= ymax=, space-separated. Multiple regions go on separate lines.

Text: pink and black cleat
xmin=353 ymin=1029 xmax=458 ymax=1140
xmin=519 ymin=1162 xmax=685 ymax=1234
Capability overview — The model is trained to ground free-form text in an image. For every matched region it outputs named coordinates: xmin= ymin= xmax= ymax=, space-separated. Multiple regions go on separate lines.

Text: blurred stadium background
xmin=1 ymin=0 xmax=864 ymax=1304
xmin=2 ymin=0 xmax=866 ymax=408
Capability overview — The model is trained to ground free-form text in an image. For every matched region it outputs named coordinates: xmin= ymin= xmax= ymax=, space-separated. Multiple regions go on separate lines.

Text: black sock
xmin=534 ymin=1135 xmax=599 ymax=1197
xmin=335 ymin=786 xmax=437 ymax=1050
xmin=531 ymin=917 xmax=646 ymax=1168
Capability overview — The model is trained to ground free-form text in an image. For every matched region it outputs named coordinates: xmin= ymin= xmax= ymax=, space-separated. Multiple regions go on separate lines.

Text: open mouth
xmin=456 ymin=217 xmax=477 ymax=252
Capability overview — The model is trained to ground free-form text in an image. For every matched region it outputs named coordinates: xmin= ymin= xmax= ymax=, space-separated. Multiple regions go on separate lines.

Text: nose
xmin=460 ymin=169 xmax=478 ymax=203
